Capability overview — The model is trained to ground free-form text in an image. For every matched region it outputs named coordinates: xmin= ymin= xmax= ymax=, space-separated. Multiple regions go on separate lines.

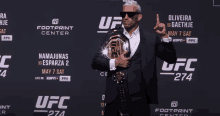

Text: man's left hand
xmin=154 ymin=14 xmax=169 ymax=38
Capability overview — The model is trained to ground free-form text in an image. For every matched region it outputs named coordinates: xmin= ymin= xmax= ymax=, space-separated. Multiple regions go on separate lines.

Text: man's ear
xmin=138 ymin=14 xmax=142 ymax=21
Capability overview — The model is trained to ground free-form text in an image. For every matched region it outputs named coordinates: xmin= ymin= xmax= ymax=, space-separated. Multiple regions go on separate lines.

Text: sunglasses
xmin=120 ymin=12 xmax=140 ymax=18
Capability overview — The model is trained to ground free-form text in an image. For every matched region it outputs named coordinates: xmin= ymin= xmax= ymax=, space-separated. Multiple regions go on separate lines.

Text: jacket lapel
xmin=120 ymin=26 xmax=148 ymax=70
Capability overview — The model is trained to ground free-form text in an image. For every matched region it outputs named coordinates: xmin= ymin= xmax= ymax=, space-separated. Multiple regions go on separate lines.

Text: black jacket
xmin=91 ymin=26 xmax=177 ymax=104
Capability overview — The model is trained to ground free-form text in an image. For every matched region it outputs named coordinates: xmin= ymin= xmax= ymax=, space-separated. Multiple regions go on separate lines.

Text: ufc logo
xmin=35 ymin=96 xmax=70 ymax=109
xmin=97 ymin=16 xmax=122 ymax=33
xmin=162 ymin=58 xmax=197 ymax=71
xmin=0 ymin=55 xmax=11 ymax=68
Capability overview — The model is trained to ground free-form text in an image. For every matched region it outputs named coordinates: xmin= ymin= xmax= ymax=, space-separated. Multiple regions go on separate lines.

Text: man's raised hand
xmin=154 ymin=14 xmax=169 ymax=38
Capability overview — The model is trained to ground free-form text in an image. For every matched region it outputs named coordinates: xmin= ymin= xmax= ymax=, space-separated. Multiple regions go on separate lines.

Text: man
xmin=92 ymin=1 xmax=177 ymax=116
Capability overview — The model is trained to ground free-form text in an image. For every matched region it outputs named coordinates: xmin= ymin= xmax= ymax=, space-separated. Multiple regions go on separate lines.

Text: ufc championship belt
xmin=101 ymin=28 xmax=130 ymax=84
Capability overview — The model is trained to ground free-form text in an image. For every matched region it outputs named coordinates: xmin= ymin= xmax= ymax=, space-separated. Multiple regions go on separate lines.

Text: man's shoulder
xmin=140 ymin=28 xmax=157 ymax=37
xmin=139 ymin=28 xmax=160 ymax=44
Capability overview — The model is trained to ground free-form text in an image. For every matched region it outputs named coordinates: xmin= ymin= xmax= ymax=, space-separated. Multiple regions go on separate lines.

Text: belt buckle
xmin=113 ymin=72 xmax=125 ymax=84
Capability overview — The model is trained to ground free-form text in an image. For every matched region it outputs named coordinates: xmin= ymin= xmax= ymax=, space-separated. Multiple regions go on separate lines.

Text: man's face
xmin=122 ymin=5 xmax=141 ymax=29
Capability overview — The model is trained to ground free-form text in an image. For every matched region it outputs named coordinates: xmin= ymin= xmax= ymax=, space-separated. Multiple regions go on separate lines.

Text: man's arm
xmin=91 ymin=28 xmax=130 ymax=71
xmin=155 ymin=34 xmax=177 ymax=64
xmin=91 ymin=32 xmax=127 ymax=71
xmin=91 ymin=32 xmax=112 ymax=71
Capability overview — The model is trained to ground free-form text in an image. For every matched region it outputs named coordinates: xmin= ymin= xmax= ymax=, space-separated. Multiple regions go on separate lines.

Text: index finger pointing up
xmin=156 ymin=14 xmax=160 ymax=23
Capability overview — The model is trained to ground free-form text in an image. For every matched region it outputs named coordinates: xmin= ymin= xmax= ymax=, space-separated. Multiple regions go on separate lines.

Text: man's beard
xmin=123 ymin=19 xmax=136 ymax=28
xmin=123 ymin=23 xmax=135 ymax=31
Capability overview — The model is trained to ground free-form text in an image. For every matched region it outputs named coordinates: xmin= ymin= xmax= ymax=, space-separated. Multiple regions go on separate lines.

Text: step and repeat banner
xmin=0 ymin=0 xmax=219 ymax=116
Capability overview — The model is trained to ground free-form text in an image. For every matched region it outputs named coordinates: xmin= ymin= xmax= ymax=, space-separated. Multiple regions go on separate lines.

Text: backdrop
xmin=0 ymin=0 xmax=218 ymax=116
